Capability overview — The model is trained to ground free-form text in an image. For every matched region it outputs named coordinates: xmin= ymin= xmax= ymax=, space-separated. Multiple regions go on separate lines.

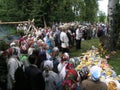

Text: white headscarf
xmin=90 ymin=66 xmax=102 ymax=81
xmin=44 ymin=60 xmax=53 ymax=70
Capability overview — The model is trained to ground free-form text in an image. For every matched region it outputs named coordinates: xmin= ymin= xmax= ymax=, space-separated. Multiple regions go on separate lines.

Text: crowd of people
xmin=0 ymin=22 xmax=108 ymax=90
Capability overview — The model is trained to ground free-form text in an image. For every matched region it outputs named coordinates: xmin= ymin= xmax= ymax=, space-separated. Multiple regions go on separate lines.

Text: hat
xmin=90 ymin=66 xmax=101 ymax=81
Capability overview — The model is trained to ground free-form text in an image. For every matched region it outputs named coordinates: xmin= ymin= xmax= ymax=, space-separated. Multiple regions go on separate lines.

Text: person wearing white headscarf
xmin=10 ymin=42 xmax=21 ymax=59
xmin=51 ymin=47 xmax=60 ymax=73
xmin=57 ymin=52 xmax=69 ymax=80
xmin=42 ymin=60 xmax=60 ymax=90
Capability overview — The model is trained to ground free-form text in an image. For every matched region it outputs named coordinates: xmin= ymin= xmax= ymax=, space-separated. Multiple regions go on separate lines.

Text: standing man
xmin=75 ymin=25 xmax=83 ymax=49
xmin=60 ymin=27 xmax=69 ymax=53
xmin=25 ymin=54 xmax=45 ymax=90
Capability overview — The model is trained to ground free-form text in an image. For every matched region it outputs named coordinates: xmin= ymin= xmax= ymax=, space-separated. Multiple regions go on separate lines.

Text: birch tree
xmin=107 ymin=0 xmax=119 ymax=51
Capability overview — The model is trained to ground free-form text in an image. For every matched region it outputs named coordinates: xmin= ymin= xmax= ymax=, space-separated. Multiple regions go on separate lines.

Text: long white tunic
xmin=75 ymin=28 xmax=83 ymax=40
xmin=60 ymin=31 xmax=69 ymax=48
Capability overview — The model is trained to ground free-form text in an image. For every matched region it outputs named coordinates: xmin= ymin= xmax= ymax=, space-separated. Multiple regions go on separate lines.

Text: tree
xmin=113 ymin=3 xmax=120 ymax=49
xmin=82 ymin=0 xmax=98 ymax=22
xmin=0 ymin=0 xmax=99 ymax=26
xmin=107 ymin=0 xmax=119 ymax=51
xmin=98 ymin=11 xmax=106 ymax=23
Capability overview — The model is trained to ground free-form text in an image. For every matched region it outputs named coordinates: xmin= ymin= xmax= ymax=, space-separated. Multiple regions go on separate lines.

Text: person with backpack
xmin=14 ymin=55 xmax=28 ymax=90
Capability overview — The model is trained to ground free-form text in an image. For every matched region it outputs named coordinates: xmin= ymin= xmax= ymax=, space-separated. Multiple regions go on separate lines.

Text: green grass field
xmin=69 ymin=38 xmax=120 ymax=75
xmin=109 ymin=51 xmax=120 ymax=75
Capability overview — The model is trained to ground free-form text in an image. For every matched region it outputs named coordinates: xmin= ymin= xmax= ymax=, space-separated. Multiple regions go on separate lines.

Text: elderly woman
xmin=62 ymin=69 xmax=80 ymax=90
xmin=57 ymin=52 xmax=70 ymax=80
xmin=51 ymin=47 xmax=60 ymax=73
xmin=81 ymin=66 xmax=108 ymax=90
xmin=42 ymin=60 xmax=60 ymax=90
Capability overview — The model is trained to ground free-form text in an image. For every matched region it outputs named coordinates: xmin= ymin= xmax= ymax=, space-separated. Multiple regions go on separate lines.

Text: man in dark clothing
xmin=25 ymin=54 xmax=45 ymax=90
xmin=0 ymin=53 xmax=8 ymax=90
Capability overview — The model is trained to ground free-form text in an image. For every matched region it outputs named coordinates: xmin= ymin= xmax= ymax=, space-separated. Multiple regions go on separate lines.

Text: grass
xmin=109 ymin=50 xmax=120 ymax=75
xmin=69 ymin=38 xmax=120 ymax=75
xmin=69 ymin=38 xmax=99 ymax=57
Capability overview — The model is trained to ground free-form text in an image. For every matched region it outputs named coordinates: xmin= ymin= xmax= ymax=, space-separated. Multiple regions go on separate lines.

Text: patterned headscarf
xmin=79 ymin=66 xmax=89 ymax=81
xmin=62 ymin=69 xmax=78 ymax=90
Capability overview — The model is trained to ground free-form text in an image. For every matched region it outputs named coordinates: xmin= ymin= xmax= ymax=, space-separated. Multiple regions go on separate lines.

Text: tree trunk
xmin=107 ymin=0 xmax=119 ymax=51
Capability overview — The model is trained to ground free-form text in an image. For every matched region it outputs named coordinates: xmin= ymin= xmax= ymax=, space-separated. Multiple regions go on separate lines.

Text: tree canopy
xmin=98 ymin=11 xmax=106 ymax=23
xmin=0 ymin=0 xmax=99 ymax=26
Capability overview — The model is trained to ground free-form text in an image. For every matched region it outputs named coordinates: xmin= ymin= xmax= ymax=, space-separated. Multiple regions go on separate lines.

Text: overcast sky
xmin=98 ymin=0 xmax=108 ymax=15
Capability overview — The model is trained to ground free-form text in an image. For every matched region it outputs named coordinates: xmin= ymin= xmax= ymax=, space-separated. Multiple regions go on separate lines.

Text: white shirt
xmin=76 ymin=28 xmax=83 ymax=40
xmin=60 ymin=31 xmax=69 ymax=48
xmin=57 ymin=61 xmax=68 ymax=80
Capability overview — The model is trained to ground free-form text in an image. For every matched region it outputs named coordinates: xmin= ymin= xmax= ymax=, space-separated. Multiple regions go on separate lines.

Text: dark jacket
xmin=25 ymin=65 xmax=45 ymax=90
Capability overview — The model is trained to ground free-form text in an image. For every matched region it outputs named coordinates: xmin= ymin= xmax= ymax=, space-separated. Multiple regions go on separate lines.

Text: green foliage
xmin=109 ymin=50 xmax=120 ymax=75
xmin=81 ymin=0 xmax=98 ymax=22
xmin=0 ymin=0 xmax=99 ymax=26
xmin=98 ymin=11 xmax=106 ymax=23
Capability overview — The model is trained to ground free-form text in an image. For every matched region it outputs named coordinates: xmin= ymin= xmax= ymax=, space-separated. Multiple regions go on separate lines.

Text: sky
xmin=98 ymin=0 xmax=108 ymax=15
